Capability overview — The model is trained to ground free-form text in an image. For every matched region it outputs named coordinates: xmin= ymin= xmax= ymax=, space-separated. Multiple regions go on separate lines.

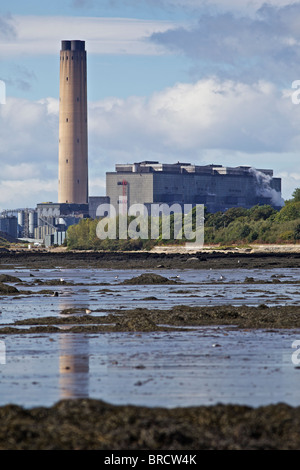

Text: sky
xmin=1 ymin=0 xmax=300 ymax=210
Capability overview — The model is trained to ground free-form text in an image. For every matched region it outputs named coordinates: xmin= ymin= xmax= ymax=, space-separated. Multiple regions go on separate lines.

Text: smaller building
xmin=17 ymin=209 xmax=38 ymax=238
xmin=35 ymin=202 xmax=89 ymax=245
xmin=0 ymin=216 xmax=17 ymax=239
xmin=88 ymin=196 xmax=110 ymax=219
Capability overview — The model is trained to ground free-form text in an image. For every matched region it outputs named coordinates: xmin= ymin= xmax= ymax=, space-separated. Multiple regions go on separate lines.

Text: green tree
xmin=292 ymin=188 xmax=300 ymax=202
xmin=276 ymin=201 xmax=300 ymax=222
xmin=294 ymin=223 xmax=300 ymax=240
xmin=249 ymin=205 xmax=276 ymax=221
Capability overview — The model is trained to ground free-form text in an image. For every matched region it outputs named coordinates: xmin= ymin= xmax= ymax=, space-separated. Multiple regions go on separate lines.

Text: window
xmin=66 ymin=159 xmax=68 ymax=163
xmin=66 ymin=118 xmax=68 ymax=122
xmin=66 ymin=77 xmax=68 ymax=81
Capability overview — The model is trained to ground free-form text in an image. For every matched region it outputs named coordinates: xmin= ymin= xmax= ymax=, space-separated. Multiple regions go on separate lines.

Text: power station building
xmin=106 ymin=161 xmax=283 ymax=214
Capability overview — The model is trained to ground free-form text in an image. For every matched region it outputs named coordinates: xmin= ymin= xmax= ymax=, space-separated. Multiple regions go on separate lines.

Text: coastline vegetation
xmin=66 ymin=188 xmax=300 ymax=251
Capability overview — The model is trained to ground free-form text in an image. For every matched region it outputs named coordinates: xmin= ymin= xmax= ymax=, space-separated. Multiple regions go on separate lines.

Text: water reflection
xmin=58 ymin=297 xmax=90 ymax=399
xmin=59 ymin=334 xmax=90 ymax=399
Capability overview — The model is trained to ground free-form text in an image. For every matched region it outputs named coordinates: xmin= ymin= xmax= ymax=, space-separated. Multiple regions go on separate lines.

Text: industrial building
xmin=0 ymin=214 xmax=18 ymax=239
xmin=58 ymin=40 xmax=88 ymax=205
xmin=17 ymin=209 xmax=38 ymax=238
xmin=106 ymin=161 xmax=283 ymax=214
xmin=0 ymin=209 xmax=38 ymax=240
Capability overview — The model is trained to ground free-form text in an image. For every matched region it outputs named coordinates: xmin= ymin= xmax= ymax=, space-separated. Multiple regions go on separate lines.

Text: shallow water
xmin=0 ymin=266 xmax=300 ymax=409
xmin=1 ymin=328 xmax=299 ymax=409
xmin=1 ymin=267 xmax=300 ymax=325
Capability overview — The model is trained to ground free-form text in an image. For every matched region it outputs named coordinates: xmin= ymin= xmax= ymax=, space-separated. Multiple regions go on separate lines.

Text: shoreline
xmin=0 ymin=248 xmax=300 ymax=270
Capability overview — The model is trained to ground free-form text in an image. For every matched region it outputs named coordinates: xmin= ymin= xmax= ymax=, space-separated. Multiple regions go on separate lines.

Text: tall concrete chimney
xmin=58 ymin=40 xmax=88 ymax=204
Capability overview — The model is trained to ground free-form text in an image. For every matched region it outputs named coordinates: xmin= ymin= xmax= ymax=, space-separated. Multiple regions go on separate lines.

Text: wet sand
xmin=1 ymin=250 xmax=300 ymax=450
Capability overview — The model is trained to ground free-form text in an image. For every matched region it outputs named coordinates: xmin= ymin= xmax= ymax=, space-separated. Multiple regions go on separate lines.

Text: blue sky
xmin=1 ymin=0 xmax=300 ymax=210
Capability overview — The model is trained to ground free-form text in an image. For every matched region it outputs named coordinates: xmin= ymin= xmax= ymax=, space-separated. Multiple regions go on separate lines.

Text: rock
xmin=0 ymin=274 xmax=21 ymax=283
xmin=116 ymin=313 xmax=158 ymax=331
xmin=60 ymin=307 xmax=90 ymax=316
xmin=0 ymin=283 xmax=19 ymax=294
xmin=121 ymin=273 xmax=178 ymax=285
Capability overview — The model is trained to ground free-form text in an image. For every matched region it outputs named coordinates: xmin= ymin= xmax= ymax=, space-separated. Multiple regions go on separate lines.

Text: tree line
xmin=66 ymin=188 xmax=300 ymax=250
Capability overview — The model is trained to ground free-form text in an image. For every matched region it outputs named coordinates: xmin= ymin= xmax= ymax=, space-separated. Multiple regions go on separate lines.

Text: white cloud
xmin=0 ymin=15 xmax=178 ymax=57
xmin=278 ymin=171 xmax=300 ymax=199
xmin=0 ymin=97 xmax=58 ymax=162
xmin=133 ymin=0 xmax=300 ymax=14
xmin=0 ymin=178 xmax=58 ymax=210
xmin=150 ymin=3 xmax=300 ymax=84
xmin=89 ymin=78 xmax=298 ymax=153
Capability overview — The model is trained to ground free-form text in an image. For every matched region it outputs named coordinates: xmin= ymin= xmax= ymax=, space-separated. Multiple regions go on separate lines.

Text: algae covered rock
xmin=121 ymin=273 xmax=178 ymax=285
xmin=0 ymin=283 xmax=19 ymax=294
xmin=0 ymin=274 xmax=21 ymax=283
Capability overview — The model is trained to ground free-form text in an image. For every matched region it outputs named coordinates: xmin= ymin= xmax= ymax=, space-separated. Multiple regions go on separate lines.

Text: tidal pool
xmin=0 ymin=327 xmax=299 ymax=409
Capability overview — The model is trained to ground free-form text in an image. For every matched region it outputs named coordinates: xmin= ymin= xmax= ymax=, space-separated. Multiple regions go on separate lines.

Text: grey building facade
xmin=106 ymin=161 xmax=283 ymax=214
xmin=0 ymin=216 xmax=18 ymax=239
xmin=35 ymin=202 xmax=89 ymax=241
